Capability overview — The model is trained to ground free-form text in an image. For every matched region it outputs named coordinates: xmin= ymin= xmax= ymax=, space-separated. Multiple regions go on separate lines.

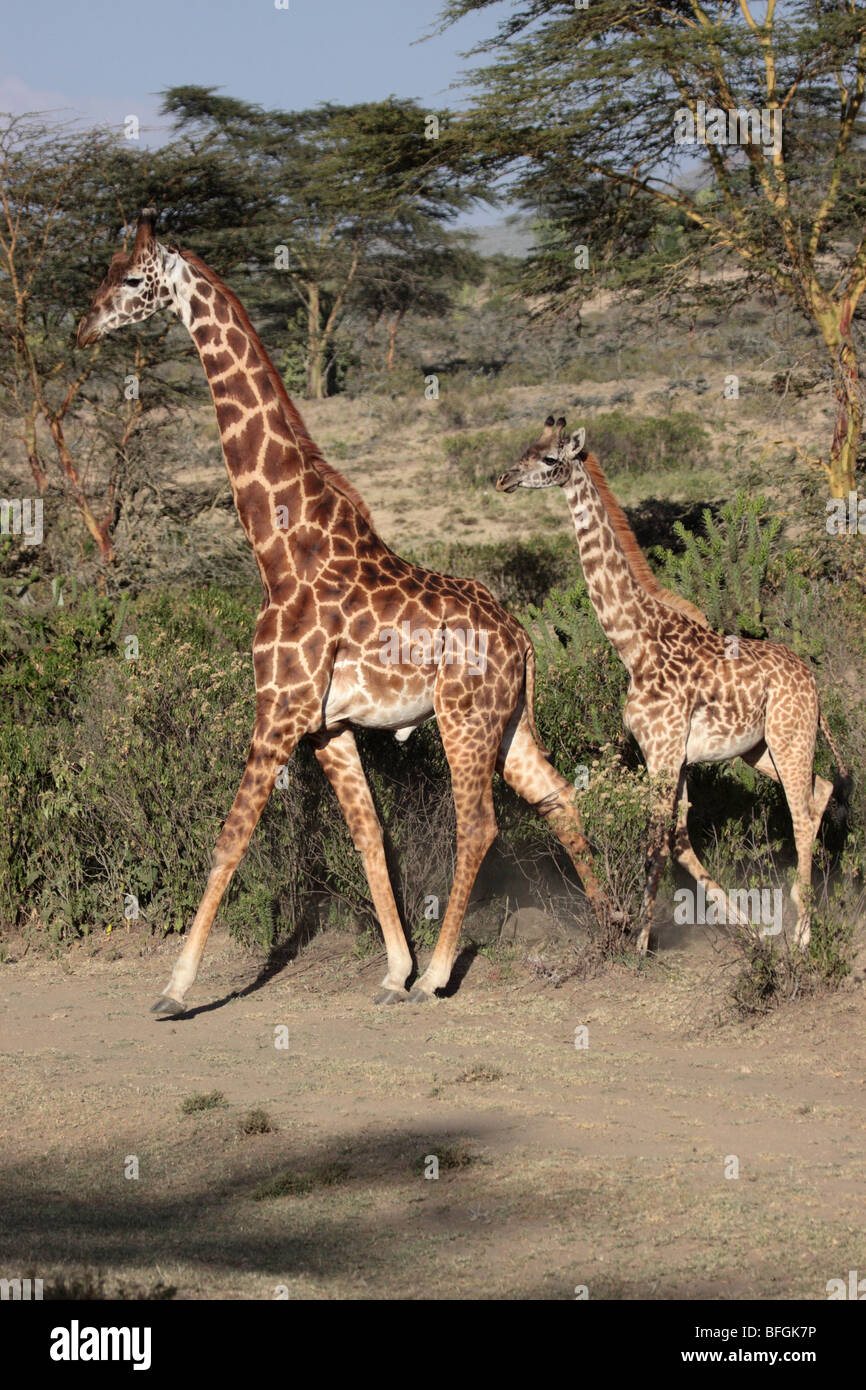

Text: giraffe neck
xmin=563 ymin=462 xmax=661 ymax=672
xmin=160 ymin=243 xmax=375 ymax=595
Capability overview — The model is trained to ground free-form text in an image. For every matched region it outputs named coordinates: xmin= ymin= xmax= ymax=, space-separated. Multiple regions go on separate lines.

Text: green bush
xmin=441 ymin=426 xmax=530 ymax=488
xmin=651 ymin=491 xmax=818 ymax=648
xmin=526 ymin=579 xmax=629 ymax=762
xmin=409 ymin=535 xmax=582 ymax=610
xmin=582 ymin=410 xmax=710 ymax=476
xmin=0 ymin=582 xmax=460 ymax=949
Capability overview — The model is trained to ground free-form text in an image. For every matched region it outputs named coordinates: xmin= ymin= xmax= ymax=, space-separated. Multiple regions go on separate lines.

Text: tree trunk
xmin=819 ymin=299 xmax=861 ymax=498
xmin=25 ymin=409 xmax=47 ymax=492
xmin=306 ymin=284 xmax=328 ymax=400
xmin=386 ymin=312 xmax=403 ymax=373
xmin=46 ymin=412 xmax=114 ymax=563
xmin=829 ymin=337 xmax=861 ymax=500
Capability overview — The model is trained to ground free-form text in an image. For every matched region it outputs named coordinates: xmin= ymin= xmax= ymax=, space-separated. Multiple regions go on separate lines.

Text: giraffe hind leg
xmin=635 ymin=757 xmax=686 ymax=956
xmin=496 ymin=709 xmax=612 ymax=926
xmin=407 ymin=665 xmax=514 ymax=1002
xmin=744 ymin=742 xmax=833 ymax=840
xmin=762 ymin=693 xmax=821 ymax=950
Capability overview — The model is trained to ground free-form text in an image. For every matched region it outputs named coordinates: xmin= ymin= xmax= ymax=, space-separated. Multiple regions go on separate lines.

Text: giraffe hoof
xmin=407 ymin=986 xmax=433 ymax=1004
xmin=151 ymin=996 xmax=185 ymax=1018
xmin=373 ymin=988 xmax=408 ymax=1005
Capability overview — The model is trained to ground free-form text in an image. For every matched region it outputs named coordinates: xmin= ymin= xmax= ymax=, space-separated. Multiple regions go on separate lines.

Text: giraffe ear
xmin=134 ymin=207 xmax=157 ymax=253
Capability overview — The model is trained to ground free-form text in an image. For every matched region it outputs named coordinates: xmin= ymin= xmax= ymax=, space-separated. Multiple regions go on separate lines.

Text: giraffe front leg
xmin=408 ymin=812 xmax=496 ymax=1002
xmin=635 ymin=763 xmax=683 ymax=956
xmin=672 ymin=787 xmax=752 ymax=929
xmin=152 ymin=714 xmax=304 ymax=1017
xmin=313 ymin=728 xmax=412 ymax=1003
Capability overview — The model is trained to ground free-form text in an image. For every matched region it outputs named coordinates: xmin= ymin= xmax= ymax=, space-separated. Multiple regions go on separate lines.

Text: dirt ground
xmin=178 ymin=367 xmax=836 ymax=557
xmin=2 ymin=923 xmax=864 ymax=1301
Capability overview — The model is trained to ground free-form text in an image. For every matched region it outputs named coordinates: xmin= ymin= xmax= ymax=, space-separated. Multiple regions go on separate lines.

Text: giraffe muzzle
xmin=496 ymin=470 xmax=521 ymax=493
xmin=76 ymin=312 xmax=102 ymax=348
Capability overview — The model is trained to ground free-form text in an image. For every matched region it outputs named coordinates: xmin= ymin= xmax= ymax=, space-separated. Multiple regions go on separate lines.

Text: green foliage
xmin=583 ymin=411 xmax=710 ymax=477
xmin=652 ymin=491 xmax=818 ymax=650
xmin=410 ymin=534 xmax=582 ymax=610
xmin=0 ymin=580 xmax=126 ymax=719
xmin=435 ymin=1 xmax=866 ymax=316
xmin=181 ymin=1091 xmax=228 ymax=1114
xmin=525 ymin=579 xmax=628 ymax=762
xmin=441 ymin=426 xmax=530 ymax=488
xmin=163 ymin=87 xmax=478 ymax=397
xmin=0 ymin=583 xmax=456 ymax=949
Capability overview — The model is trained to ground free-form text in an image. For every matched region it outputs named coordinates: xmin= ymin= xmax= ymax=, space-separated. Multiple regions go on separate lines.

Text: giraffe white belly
xmin=686 ymin=706 xmax=764 ymax=764
xmin=322 ymin=664 xmax=435 ymax=738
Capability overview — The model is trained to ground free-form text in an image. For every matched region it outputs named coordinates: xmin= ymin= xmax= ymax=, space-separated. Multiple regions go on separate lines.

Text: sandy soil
xmin=2 ymin=924 xmax=864 ymax=1301
xmin=175 ymin=368 xmax=836 ymax=557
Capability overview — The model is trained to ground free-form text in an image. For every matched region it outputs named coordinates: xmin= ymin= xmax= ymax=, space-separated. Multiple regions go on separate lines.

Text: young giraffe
xmin=497 ymin=417 xmax=849 ymax=953
xmin=77 ymin=211 xmax=612 ymax=1014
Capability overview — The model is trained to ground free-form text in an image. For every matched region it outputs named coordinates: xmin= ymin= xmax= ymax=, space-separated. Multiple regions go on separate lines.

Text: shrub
xmin=582 ymin=410 xmax=710 ymax=476
xmin=409 ymin=535 xmax=582 ymax=610
xmin=441 ymin=426 xmax=530 ymax=488
xmin=577 ymin=746 xmax=656 ymax=929
xmin=181 ymin=1090 xmax=228 ymax=1114
xmin=526 ymin=580 xmax=629 ymax=762
xmin=651 ymin=491 xmax=817 ymax=646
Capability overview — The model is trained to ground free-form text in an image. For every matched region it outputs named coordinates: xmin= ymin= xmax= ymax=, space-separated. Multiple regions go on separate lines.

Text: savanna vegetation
xmin=1 ymin=3 xmax=865 ymax=1019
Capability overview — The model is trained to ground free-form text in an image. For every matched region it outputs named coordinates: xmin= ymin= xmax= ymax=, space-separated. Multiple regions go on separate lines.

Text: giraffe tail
xmin=819 ymin=711 xmax=852 ymax=816
xmin=523 ymin=644 xmax=549 ymax=758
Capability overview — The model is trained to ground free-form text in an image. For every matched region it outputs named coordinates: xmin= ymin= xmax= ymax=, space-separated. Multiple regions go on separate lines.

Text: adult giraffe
xmin=498 ymin=417 xmax=849 ymax=954
xmin=77 ymin=211 xmax=611 ymax=1014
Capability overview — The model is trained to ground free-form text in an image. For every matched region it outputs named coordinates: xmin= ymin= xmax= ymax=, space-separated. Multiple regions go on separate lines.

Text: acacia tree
xmin=0 ymin=113 xmax=269 ymax=565
xmin=162 ymin=87 xmax=477 ymax=397
xmin=0 ymin=116 xmax=143 ymax=560
xmin=438 ymin=0 xmax=866 ymax=496
xmin=356 ymin=236 xmax=482 ymax=372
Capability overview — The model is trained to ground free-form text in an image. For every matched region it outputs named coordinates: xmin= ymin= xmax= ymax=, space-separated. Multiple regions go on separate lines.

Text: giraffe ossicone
xmin=77 ymin=211 xmax=616 ymax=1013
xmin=497 ymin=416 xmax=849 ymax=954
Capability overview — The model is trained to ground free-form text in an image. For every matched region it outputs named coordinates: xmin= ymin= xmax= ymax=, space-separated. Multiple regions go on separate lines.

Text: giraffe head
xmin=76 ymin=208 xmax=176 ymax=347
xmin=496 ymin=415 xmax=574 ymax=492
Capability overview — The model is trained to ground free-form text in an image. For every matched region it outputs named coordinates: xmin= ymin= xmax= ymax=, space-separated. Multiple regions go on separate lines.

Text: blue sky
xmin=0 ymin=0 xmax=510 ymax=134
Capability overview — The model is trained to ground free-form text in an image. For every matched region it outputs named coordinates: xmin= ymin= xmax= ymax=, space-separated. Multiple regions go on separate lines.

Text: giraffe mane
xmin=580 ymin=450 xmax=710 ymax=628
xmin=179 ymin=250 xmax=379 ymax=533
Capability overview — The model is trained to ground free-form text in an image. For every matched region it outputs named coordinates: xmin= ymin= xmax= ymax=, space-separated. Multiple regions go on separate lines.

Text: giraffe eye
xmin=124 ymin=277 xmax=143 ymax=288
xmin=543 ymin=455 xmax=559 ymax=467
